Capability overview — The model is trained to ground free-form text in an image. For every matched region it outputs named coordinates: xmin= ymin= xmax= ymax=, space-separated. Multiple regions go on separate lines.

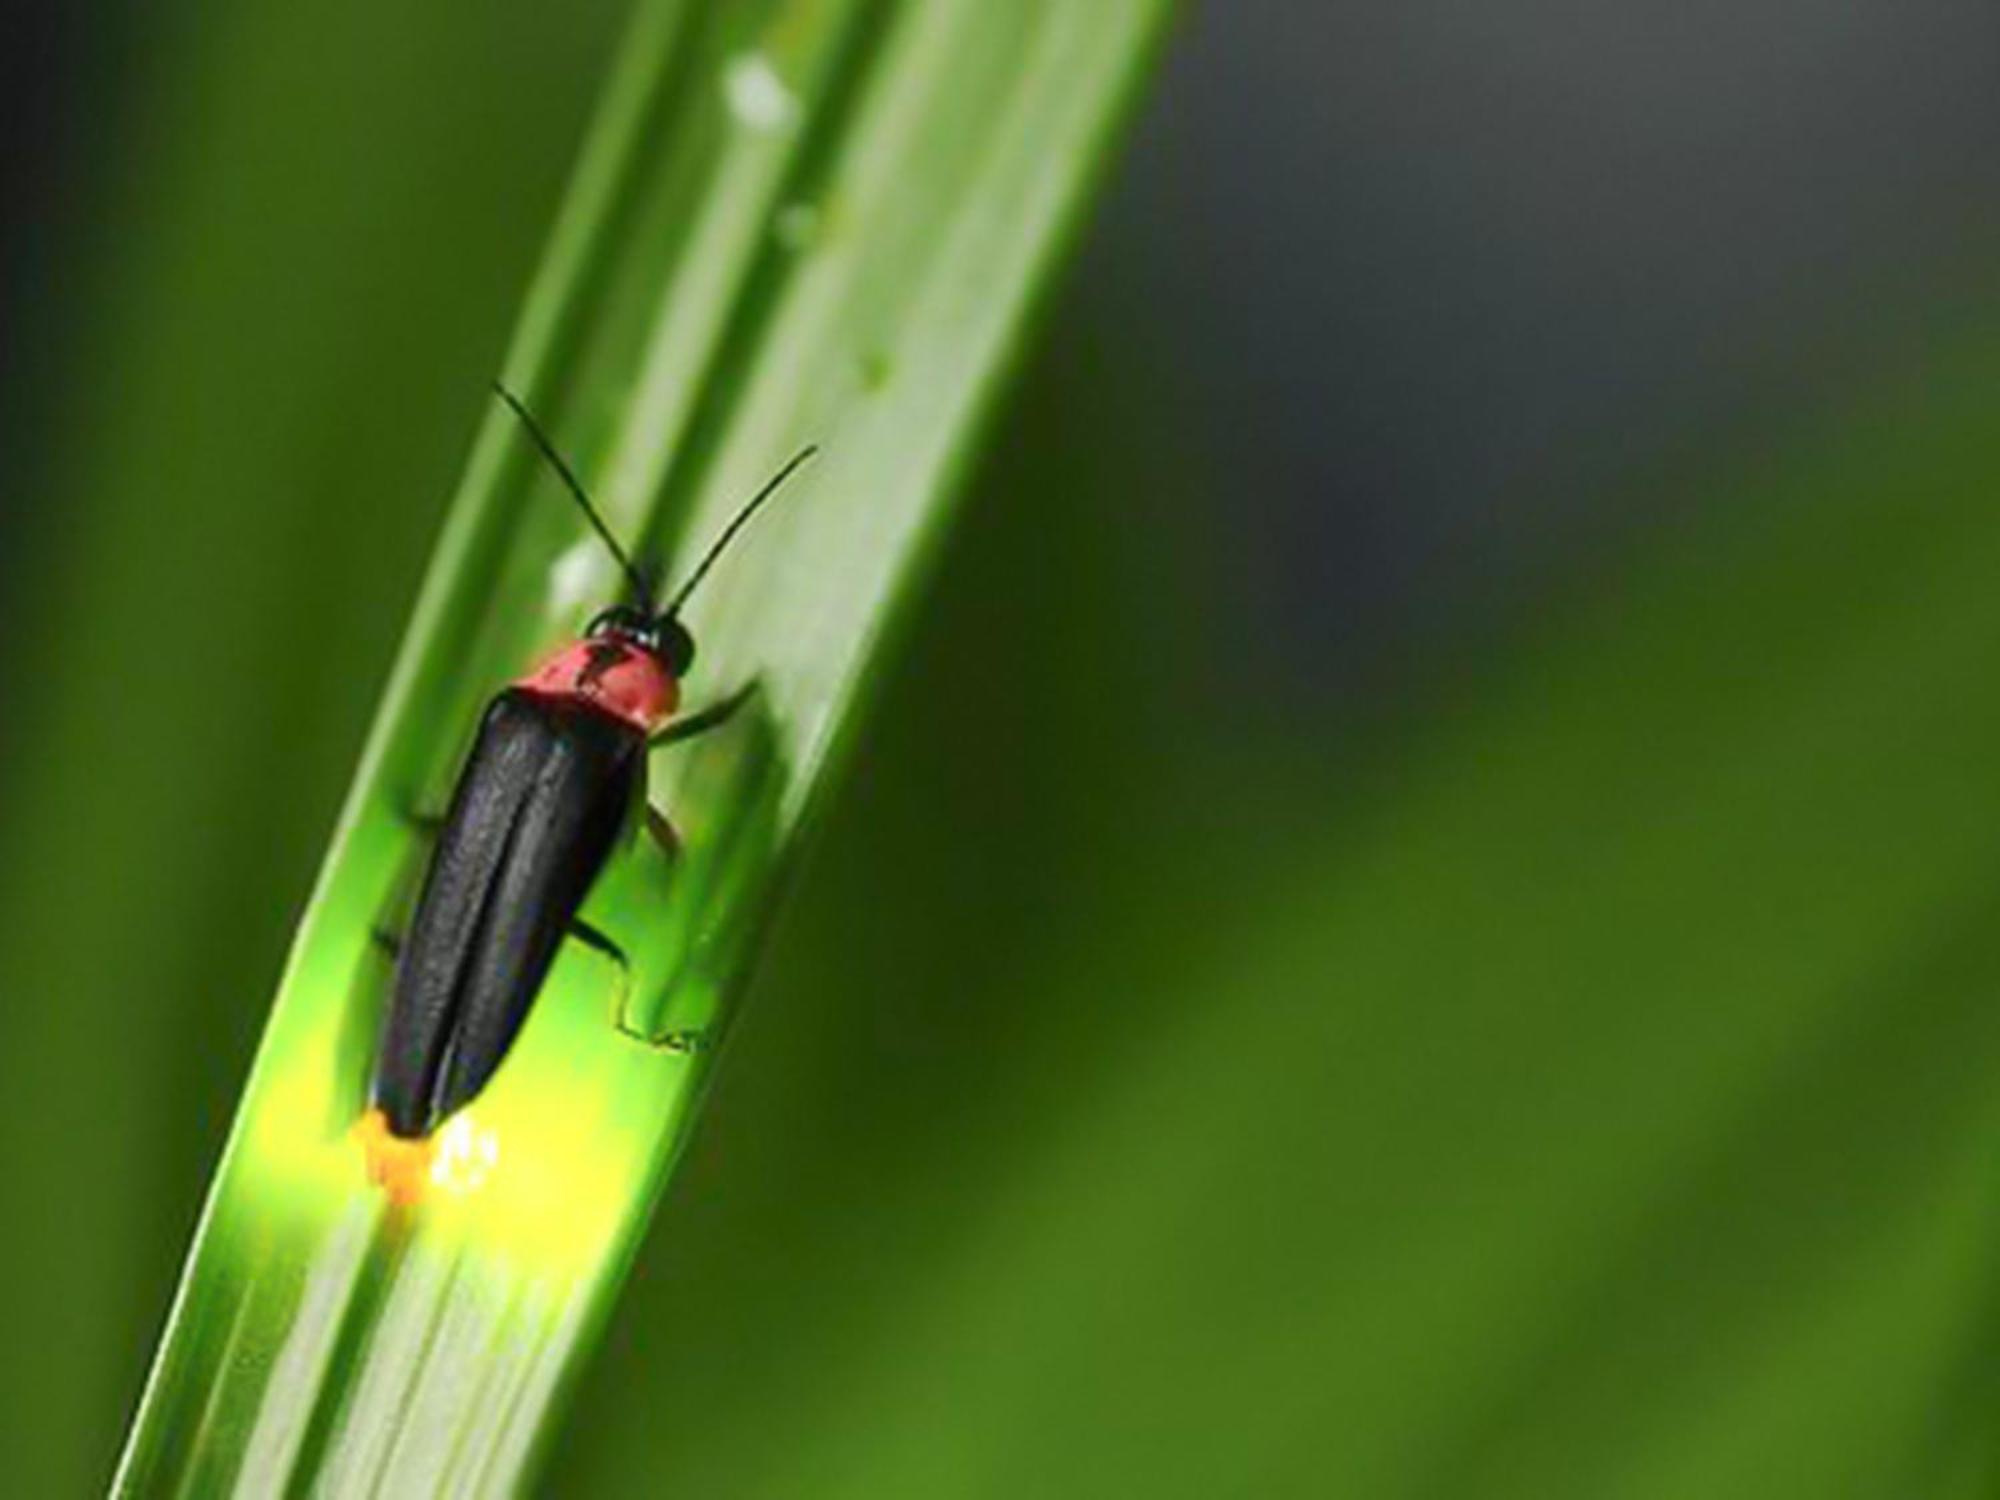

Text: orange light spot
xmin=355 ymin=1108 xmax=434 ymax=1206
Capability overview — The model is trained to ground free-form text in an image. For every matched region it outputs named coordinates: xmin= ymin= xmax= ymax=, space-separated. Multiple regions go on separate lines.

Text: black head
xmin=587 ymin=605 xmax=696 ymax=678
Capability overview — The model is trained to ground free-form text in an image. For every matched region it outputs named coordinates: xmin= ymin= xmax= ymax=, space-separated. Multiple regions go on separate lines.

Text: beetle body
xmin=374 ymin=644 xmax=669 ymax=1135
xmin=361 ymin=635 xmax=673 ymax=1201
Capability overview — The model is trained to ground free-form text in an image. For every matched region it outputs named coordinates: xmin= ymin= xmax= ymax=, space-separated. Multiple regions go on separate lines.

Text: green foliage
xmin=86 ymin=1 xmax=1169 ymax=1493
xmin=0 ymin=6 xmax=631 ymax=1492
xmin=3 ymin=0 xmax=1997 ymax=1496
xmin=557 ymin=333 xmax=2000 ymax=1497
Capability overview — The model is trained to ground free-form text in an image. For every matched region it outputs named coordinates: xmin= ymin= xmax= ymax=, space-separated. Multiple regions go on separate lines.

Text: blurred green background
xmin=5 ymin=3 xmax=2000 ymax=1495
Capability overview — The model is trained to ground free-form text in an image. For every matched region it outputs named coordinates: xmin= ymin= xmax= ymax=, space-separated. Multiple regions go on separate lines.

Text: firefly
xmin=359 ymin=385 xmax=813 ymax=1202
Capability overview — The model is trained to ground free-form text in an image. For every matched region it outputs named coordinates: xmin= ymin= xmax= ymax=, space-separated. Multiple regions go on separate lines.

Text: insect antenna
xmin=663 ymin=444 xmax=819 ymax=618
xmin=492 ymin=382 xmax=655 ymax=614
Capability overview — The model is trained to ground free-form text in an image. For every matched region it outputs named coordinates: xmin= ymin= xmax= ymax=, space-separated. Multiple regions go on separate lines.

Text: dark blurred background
xmin=4 ymin=3 xmax=2000 ymax=1494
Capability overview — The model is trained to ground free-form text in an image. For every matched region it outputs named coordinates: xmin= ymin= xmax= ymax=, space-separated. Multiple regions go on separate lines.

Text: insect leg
xmin=649 ymin=683 xmax=758 ymax=750
xmin=566 ymin=916 xmax=632 ymax=1022
xmin=644 ymin=805 xmax=682 ymax=861
xmin=372 ymin=807 xmax=438 ymax=963
xmin=569 ymin=917 xmax=703 ymax=1053
xmin=392 ymin=802 xmax=446 ymax=839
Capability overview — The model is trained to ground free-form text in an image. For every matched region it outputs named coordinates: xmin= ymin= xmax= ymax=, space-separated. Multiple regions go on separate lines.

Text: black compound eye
xmin=657 ymin=617 xmax=696 ymax=677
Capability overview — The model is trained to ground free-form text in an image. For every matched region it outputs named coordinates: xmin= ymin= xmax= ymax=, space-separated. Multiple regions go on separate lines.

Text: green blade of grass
xmin=113 ymin=1 xmax=1170 ymax=1492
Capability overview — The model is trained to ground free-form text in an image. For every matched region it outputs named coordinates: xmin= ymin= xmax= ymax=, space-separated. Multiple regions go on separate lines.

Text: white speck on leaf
xmin=548 ymin=536 xmax=607 ymax=618
xmin=723 ymin=52 xmax=798 ymax=133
